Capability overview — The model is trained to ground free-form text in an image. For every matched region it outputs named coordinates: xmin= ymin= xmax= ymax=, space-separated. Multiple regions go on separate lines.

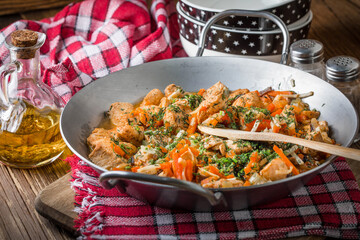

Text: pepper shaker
xmin=289 ymin=39 xmax=325 ymax=79
xmin=326 ymin=56 xmax=360 ymax=113
xmin=326 ymin=56 xmax=360 ymax=143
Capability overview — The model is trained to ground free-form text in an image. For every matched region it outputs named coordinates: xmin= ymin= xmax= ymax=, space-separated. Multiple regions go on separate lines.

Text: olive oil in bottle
xmin=0 ymin=103 xmax=66 ymax=168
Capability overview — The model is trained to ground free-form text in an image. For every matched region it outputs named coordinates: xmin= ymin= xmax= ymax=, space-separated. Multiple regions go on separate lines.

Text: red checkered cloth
xmin=1 ymin=0 xmax=360 ymax=239
xmin=66 ymin=156 xmax=360 ymax=239
xmin=0 ymin=0 xmax=185 ymax=103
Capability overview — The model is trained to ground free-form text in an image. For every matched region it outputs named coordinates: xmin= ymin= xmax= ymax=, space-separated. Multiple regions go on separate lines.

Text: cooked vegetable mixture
xmin=87 ymin=82 xmax=335 ymax=188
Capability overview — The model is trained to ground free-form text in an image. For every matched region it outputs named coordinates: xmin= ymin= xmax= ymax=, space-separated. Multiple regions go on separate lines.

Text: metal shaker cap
xmin=326 ymin=56 xmax=360 ymax=82
xmin=290 ymin=39 xmax=324 ymax=64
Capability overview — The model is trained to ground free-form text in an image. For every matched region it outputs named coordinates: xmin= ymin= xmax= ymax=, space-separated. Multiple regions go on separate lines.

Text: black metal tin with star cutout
xmin=179 ymin=0 xmax=311 ymax=31
xmin=178 ymin=10 xmax=312 ymax=56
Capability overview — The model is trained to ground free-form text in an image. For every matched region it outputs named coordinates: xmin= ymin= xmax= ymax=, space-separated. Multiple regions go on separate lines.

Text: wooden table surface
xmin=0 ymin=0 xmax=360 ymax=239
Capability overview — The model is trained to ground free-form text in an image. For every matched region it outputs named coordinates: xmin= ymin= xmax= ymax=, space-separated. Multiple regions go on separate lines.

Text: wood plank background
xmin=0 ymin=0 xmax=359 ymax=239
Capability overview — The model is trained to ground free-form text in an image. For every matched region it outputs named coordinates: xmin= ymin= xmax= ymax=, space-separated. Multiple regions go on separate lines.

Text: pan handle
xmin=99 ymin=171 xmax=225 ymax=206
xmin=196 ymin=10 xmax=290 ymax=65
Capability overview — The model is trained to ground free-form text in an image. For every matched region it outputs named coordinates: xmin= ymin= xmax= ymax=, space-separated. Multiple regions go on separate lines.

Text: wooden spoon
xmin=198 ymin=125 xmax=360 ymax=161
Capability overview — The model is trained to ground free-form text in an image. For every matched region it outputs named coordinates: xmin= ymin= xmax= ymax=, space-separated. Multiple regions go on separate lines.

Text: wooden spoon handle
xmin=198 ymin=126 xmax=360 ymax=161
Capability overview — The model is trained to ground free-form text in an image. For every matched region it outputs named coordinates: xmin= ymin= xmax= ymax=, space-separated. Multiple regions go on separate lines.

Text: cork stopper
xmin=10 ymin=30 xmax=38 ymax=59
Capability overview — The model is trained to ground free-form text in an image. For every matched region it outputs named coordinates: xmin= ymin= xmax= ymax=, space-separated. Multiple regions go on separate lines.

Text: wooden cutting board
xmin=34 ymin=173 xmax=78 ymax=235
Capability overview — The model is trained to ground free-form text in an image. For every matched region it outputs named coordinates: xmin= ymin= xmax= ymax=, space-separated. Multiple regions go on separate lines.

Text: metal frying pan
xmin=60 ymin=10 xmax=359 ymax=211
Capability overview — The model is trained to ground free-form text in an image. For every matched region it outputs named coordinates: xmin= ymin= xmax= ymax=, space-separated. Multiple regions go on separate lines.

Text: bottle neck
xmin=10 ymin=48 xmax=41 ymax=82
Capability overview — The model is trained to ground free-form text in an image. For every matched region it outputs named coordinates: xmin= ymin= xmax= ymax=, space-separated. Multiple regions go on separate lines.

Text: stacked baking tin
xmin=177 ymin=0 xmax=312 ymax=62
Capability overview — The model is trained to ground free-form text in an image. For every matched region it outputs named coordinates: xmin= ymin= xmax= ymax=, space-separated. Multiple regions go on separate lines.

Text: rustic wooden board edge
xmin=34 ymin=173 xmax=79 ymax=236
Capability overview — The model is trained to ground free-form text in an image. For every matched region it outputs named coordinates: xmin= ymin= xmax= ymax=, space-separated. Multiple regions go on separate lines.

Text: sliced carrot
xmin=245 ymin=120 xmax=256 ymax=131
xmin=273 ymin=145 xmax=300 ymax=175
xmin=160 ymin=146 xmax=168 ymax=153
xmin=291 ymin=105 xmax=303 ymax=115
xmin=160 ymin=162 xmax=172 ymax=170
xmin=258 ymin=119 xmax=271 ymax=131
xmin=226 ymin=150 xmax=236 ymax=158
xmin=172 ymin=158 xmax=183 ymax=179
xmin=131 ymin=166 xmax=140 ymax=172
xmin=112 ymin=144 xmax=126 ymax=157
xmin=198 ymin=88 xmax=206 ymax=96
xmin=271 ymin=108 xmax=283 ymax=117
xmin=189 ymin=146 xmax=200 ymax=157
xmin=243 ymin=180 xmax=251 ymax=186
xmin=208 ymin=165 xmax=222 ymax=177
xmin=187 ymin=114 xmax=198 ymax=134
xmin=272 ymin=124 xmax=281 ymax=133
xmin=226 ymin=174 xmax=235 ymax=179
xmin=244 ymin=151 xmax=259 ymax=175
xmin=267 ymin=91 xmax=293 ymax=97
xmin=208 ymin=118 xmax=219 ymax=127
xmin=185 ymin=159 xmax=193 ymax=181
xmin=266 ymin=103 xmax=276 ymax=112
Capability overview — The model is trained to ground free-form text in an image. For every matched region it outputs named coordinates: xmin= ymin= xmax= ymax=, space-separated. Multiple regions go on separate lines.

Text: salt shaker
xmin=289 ymin=39 xmax=325 ymax=79
xmin=326 ymin=56 xmax=360 ymax=113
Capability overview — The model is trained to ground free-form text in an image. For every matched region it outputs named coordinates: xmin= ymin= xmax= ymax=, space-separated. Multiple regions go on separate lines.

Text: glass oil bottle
xmin=0 ymin=30 xmax=66 ymax=168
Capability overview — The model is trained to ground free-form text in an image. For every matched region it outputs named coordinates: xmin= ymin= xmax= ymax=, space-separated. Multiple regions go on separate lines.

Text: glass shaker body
xmin=290 ymin=61 xmax=326 ymax=80
xmin=289 ymin=39 xmax=326 ymax=80
xmin=326 ymin=56 xmax=360 ymax=114
xmin=0 ymin=30 xmax=66 ymax=168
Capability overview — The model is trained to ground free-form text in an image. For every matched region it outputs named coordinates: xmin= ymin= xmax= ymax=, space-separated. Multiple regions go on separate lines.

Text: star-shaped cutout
xmin=237 ymin=20 xmax=243 ymax=25
xmin=233 ymin=41 xmax=239 ymax=46
xmin=218 ymin=38 xmax=224 ymax=43
xmin=212 ymin=30 xmax=217 ymax=35
xmin=259 ymin=36 xmax=264 ymax=40
xmin=224 ymin=47 xmax=230 ymax=52
xmin=225 ymin=32 xmax=231 ymax=38
xmin=266 ymin=42 xmax=271 ymax=47
xmin=241 ymin=49 xmax=247 ymax=55
xmin=223 ymin=20 xmax=229 ymax=26
xmin=257 ymin=50 xmax=262 ymax=55
xmin=242 ymin=35 xmax=249 ymax=40
xmin=249 ymin=42 xmax=255 ymax=47
xmin=189 ymin=29 xmax=193 ymax=34
xmin=275 ymin=35 xmax=280 ymax=39
xmin=212 ymin=45 xmax=217 ymax=50
xmin=251 ymin=21 xmax=257 ymax=26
